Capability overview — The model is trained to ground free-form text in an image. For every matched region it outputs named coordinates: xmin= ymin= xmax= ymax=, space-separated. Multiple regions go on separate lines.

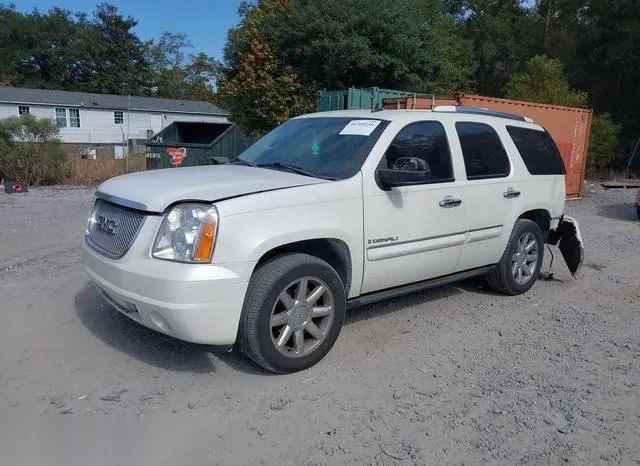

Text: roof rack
xmin=433 ymin=105 xmax=533 ymax=123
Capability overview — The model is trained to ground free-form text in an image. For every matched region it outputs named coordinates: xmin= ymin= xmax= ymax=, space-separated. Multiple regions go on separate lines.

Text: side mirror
xmin=377 ymin=168 xmax=430 ymax=190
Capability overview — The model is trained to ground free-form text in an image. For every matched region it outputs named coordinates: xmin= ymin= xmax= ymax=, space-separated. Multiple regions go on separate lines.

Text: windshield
xmin=233 ymin=117 xmax=389 ymax=180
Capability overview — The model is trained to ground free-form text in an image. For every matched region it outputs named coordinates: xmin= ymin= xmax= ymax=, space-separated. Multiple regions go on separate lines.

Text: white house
xmin=0 ymin=86 xmax=229 ymax=158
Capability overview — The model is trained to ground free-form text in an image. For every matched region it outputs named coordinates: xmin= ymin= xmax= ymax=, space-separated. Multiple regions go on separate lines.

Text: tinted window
xmin=382 ymin=122 xmax=454 ymax=183
xmin=456 ymin=122 xmax=510 ymax=180
xmin=235 ymin=117 xmax=388 ymax=180
xmin=506 ymin=126 xmax=566 ymax=175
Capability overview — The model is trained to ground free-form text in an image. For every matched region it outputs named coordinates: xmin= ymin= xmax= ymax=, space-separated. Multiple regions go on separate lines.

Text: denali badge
xmin=368 ymin=236 xmax=398 ymax=245
xmin=96 ymin=215 xmax=119 ymax=235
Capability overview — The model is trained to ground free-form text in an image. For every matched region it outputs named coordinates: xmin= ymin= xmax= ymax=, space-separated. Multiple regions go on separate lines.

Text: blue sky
xmin=14 ymin=0 xmax=246 ymax=61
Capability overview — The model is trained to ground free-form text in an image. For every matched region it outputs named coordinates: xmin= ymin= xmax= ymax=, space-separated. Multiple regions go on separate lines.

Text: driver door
xmin=361 ymin=120 xmax=467 ymax=294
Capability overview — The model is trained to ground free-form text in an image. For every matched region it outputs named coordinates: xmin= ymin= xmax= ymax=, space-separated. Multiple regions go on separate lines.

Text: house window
xmin=18 ymin=105 xmax=30 ymax=115
xmin=55 ymin=108 xmax=67 ymax=128
xmin=114 ymin=110 xmax=124 ymax=125
xmin=69 ymin=108 xmax=80 ymax=128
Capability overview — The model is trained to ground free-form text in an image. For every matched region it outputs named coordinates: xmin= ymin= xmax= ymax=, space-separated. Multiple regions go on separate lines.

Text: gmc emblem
xmin=96 ymin=215 xmax=119 ymax=235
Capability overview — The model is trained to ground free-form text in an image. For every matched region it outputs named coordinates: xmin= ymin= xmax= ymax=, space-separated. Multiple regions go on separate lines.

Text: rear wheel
xmin=237 ymin=253 xmax=346 ymax=373
xmin=636 ymin=206 xmax=640 ymax=220
xmin=487 ymin=219 xmax=544 ymax=295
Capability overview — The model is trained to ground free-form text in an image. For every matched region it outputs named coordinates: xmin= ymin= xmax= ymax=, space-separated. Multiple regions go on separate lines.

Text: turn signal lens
xmin=192 ymin=215 xmax=217 ymax=262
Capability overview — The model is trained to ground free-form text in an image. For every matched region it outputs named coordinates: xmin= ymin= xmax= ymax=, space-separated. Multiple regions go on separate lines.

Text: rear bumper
xmin=81 ymin=241 xmax=250 ymax=345
xmin=547 ymin=215 xmax=584 ymax=276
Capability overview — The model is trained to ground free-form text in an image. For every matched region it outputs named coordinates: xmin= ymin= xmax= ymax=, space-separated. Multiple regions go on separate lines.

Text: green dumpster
xmin=317 ymin=87 xmax=414 ymax=112
xmin=145 ymin=121 xmax=249 ymax=170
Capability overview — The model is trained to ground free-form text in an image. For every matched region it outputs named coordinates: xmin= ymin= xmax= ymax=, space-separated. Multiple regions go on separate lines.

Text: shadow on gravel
xmin=345 ymin=284 xmax=466 ymax=324
xmin=74 ymin=284 xmax=217 ymax=374
xmin=74 ymin=276 xmax=501 ymax=376
xmin=597 ymin=202 xmax=639 ymax=222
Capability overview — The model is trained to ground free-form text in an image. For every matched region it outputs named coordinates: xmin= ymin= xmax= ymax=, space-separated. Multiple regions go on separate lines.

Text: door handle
xmin=503 ymin=188 xmax=521 ymax=198
xmin=439 ymin=195 xmax=462 ymax=208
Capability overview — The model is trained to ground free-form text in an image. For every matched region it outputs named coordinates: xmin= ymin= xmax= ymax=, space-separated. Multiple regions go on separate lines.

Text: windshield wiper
xmin=256 ymin=162 xmax=336 ymax=180
xmin=228 ymin=158 xmax=256 ymax=167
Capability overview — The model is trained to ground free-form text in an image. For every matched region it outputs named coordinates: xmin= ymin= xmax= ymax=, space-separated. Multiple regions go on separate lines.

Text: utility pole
xmin=126 ymin=93 xmax=131 ymax=173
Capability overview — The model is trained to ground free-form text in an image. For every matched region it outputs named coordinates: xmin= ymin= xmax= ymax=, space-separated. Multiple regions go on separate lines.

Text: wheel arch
xmin=253 ymin=238 xmax=353 ymax=296
xmin=518 ymin=209 xmax=552 ymax=239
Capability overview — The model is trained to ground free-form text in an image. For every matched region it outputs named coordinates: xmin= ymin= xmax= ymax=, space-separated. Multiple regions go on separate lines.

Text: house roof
xmin=0 ymin=86 xmax=228 ymax=116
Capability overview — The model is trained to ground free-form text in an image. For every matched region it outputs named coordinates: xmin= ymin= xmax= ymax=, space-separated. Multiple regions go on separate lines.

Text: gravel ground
xmin=0 ymin=183 xmax=639 ymax=465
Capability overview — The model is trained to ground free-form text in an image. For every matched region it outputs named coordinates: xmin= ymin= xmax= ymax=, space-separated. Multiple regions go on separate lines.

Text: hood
xmin=95 ymin=165 xmax=329 ymax=212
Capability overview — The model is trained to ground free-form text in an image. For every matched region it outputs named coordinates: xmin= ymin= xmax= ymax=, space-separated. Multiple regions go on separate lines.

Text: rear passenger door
xmin=452 ymin=121 xmax=523 ymax=271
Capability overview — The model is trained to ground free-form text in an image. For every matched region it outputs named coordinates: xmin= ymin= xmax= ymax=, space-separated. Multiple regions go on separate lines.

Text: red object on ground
xmin=2 ymin=180 xmax=28 ymax=194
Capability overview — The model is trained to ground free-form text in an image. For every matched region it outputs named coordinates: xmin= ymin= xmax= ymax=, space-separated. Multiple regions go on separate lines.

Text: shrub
xmin=504 ymin=55 xmax=588 ymax=107
xmin=587 ymin=113 xmax=621 ymax=177
xmin=0 ymin=113 xmax=71 ymax=185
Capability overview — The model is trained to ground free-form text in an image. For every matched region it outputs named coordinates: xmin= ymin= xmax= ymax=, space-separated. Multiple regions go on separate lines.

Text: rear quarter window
xmin=506 ymin=126 xmax=566 ymax=175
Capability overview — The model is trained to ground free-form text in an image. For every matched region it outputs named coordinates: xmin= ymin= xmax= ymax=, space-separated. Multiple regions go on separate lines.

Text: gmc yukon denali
xmin=81 ymin=106 xmax=584 ymax=373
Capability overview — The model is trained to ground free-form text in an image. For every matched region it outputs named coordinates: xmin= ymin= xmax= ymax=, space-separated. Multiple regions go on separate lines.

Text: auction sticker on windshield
xmin=339 ymin=120 xmax=381 ymax=136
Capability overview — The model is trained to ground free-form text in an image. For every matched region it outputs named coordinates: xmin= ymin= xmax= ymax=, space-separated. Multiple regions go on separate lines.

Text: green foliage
xmin=574 ymin=0 xmax=640 ymax=150
xmin=0 ymin=113 xmax=70 ymax=185
xmin=0 ymin=3 xmax=218 ymax=101
xmin=218 ymin=0 xmax=317 ymax=135
xmin=587 ymin=113 xmax=621 ymax=176
xmin=82 ymin=3 xmax=151 ymax=95
xmin=504 ymin=55 xmax=588 ymax=107
xmin=1 ymin=0 xmax=640 ymax=174
xmin=219 ymin=0 xmax=475 ymax=133
xmin=449 ymin=0 xmax=540 ymax=96
xmin=146 ymin=32 xmax=218 ymax=101
xmin=263 ymin=0 xmax=474 ymax=92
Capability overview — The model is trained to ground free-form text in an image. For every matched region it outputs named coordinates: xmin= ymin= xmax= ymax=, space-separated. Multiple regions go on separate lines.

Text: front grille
xmin=86 ymin=198 xmax=147 ymax=259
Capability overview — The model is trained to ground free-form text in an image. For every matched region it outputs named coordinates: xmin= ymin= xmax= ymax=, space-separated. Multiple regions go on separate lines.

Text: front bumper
xmin=81 ymin=241 xmax=251 ymax=345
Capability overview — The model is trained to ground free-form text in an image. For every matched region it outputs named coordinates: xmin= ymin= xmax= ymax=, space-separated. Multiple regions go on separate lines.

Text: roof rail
xmin=433 ymin=105 xmax=533 ymax=123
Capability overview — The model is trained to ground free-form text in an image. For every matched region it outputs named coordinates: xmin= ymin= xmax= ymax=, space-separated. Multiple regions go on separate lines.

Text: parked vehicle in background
xmin=81 ymin=106 xmax=584 ymax=374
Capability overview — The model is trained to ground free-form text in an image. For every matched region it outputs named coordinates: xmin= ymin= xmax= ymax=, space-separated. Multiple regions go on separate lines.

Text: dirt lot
xmin=1 ymin=183 xmax=639 ymax=465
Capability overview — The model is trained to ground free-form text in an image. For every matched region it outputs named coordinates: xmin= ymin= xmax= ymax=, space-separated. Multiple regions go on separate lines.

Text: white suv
xmin=82 ymin=107 xmax=584 ymax=373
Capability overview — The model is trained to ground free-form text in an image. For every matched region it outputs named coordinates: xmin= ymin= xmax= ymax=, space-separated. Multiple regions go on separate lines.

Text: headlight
xmin=152 ymin=204 xmax=219 ymax=263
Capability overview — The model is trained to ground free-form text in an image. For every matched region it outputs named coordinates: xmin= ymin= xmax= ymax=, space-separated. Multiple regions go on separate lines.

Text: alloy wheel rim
xmin=511 ymin=232 xmax=539 ymax=285
xmin=269 ymin=277 xmax=335 ymax=358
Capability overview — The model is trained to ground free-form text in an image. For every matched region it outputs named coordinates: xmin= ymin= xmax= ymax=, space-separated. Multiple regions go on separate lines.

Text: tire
xmin=237 ymin=253 xmax=346 ymax=374
xmin=486 ymin=219 xmax=544 ymax=295
xmin=636 ymin=206 xmax=640 ymax=221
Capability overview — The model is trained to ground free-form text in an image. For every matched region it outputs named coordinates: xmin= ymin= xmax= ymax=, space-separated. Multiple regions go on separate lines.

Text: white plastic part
xmin=432 ymin=105 xmax=457 ymax=112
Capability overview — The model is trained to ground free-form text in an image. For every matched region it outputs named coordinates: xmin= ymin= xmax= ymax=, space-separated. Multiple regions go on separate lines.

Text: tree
xmin=83 ymin=3 xmax=152 ymax=95
xmin=146 ymin=33 xmax=218 ymax=101
xmin=219 ymin=0 xmax=476 ymax=133
xmin=218 ymin=0 xmax=316 ymax=135
xmin=0 ymin=3 xmax=153 ymax=95
xmin=574 ymin=0 xmax=640 ymax=151
xmin=504 ymin=55 xmax=587 ymax=107
xmin=505 ymin=55 xmax=620 ymax=175
xmin=263 ymin=0 xmax=474 ymax=93
xmin=448 ymin=0 xmax=540 ymax=96
xmin=0 ymin=4 xmax=90 ymax=90
xmin=0 ymin=113 xmax=69 ymax=185
xmin=587 ymin=113 xmax=621 ymax=177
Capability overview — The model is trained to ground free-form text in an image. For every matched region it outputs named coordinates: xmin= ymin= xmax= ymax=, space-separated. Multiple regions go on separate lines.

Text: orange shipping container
xmin=382 ymin=93 xmax=593 ymax=198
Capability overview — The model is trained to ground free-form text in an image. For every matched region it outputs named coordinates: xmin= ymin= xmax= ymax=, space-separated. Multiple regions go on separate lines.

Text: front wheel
xmin=486 ymin=219 xmax=544 ymax=295
xmin=237 ymin=253 xmax=346 ymax=373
